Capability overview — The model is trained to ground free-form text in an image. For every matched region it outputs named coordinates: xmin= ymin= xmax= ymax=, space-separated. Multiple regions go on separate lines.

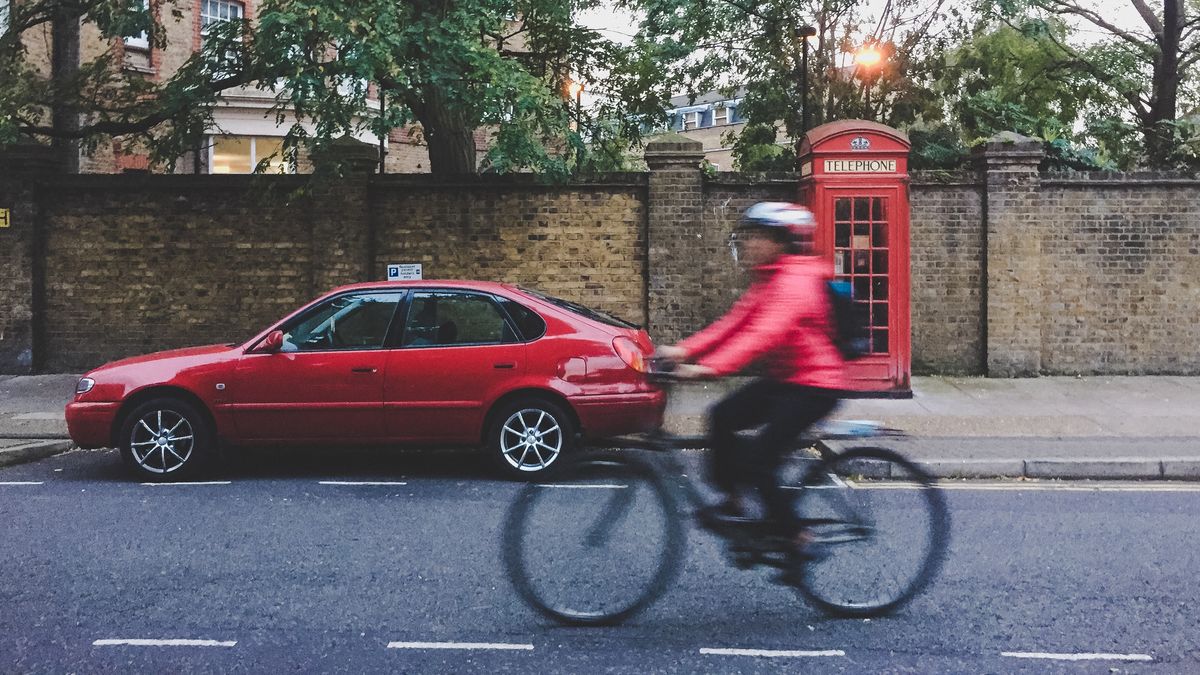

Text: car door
xmin=383 ymin=290 xmax=525 ymax=443
xmin=230 ymin=290 xmax=404 ymax=442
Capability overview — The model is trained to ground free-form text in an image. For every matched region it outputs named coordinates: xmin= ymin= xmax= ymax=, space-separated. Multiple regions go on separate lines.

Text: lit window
xmin=714 ymin=106 xmax=729 ymax=126
xmin=209 ymin=136 xmax=292 ymax=174
xmin=682 ymin=111 xmax=700 ymax=130
xmin=201 ymin=0 xmax=243 ymax=37
xmin=122 ymin=0 xmax=151 ymax=50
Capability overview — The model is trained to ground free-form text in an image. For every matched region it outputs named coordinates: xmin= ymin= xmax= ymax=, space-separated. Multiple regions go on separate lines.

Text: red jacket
xmin=679 ymin=255 xmax=848 ymax=391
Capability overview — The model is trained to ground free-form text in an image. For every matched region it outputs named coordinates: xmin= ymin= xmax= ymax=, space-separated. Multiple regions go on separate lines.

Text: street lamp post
xmin=567 ymin=80 xmax=584 ymax=132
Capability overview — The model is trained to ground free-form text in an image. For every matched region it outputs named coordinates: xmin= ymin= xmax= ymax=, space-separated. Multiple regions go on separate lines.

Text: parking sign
xmin=387 ymin=264 xmax=422 ymax=281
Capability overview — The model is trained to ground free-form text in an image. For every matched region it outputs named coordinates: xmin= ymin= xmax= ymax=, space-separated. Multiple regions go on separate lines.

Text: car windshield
xmin=518 ymin=287 xmax=640 ymax=330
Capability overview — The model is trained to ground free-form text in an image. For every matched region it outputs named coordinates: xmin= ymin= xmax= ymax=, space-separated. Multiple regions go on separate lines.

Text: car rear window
xmin=519 ymin=288 xmax=640 ymax=330
xmin=498 ymin=298 xmax=548 ymax=341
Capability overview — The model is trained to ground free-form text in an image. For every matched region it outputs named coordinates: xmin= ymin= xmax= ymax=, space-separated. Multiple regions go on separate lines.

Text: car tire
xmin=118 ymin=397 xmax=215 ymax=482
xmin=487 ymin=397 xmax=576 ymax=480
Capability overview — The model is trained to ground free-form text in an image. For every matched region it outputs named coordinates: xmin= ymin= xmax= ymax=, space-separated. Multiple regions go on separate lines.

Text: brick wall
xmin=909 ymin=172 xmax=985 ymax=375
xmin=370 ymin=175 xmax=648 ymax=326
xmin=2 ymin=137 xmax=1199 ymax=376
xmin=1039 ymin=174 xmax=1200 ymax=374
xmin=38 ymin=175 xmax=365 ymax=371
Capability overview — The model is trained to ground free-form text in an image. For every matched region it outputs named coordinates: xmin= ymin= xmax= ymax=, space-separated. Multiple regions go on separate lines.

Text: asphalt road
xmin=2 ymin=448 xmax=1198 ymax=674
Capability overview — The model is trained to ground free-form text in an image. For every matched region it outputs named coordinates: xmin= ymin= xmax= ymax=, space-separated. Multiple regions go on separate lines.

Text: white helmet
xmin=738 ymin=202 xmax=817 ymax=253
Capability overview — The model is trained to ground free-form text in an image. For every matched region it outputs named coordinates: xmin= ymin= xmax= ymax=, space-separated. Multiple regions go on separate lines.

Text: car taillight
xmin=613 ymin=336 xmax=648 ymax=373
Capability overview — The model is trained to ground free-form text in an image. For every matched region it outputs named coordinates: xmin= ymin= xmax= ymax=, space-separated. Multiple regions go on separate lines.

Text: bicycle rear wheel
xmin=502 ymin=451 xmax=685 ymax=626
xmin=792 ymin=446 xmax=950 ymax=618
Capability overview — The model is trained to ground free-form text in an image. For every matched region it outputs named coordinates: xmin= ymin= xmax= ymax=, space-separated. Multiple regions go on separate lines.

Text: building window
xmin=714 ymin=106 xmax=729 ymax=126
xmin=209 ymin=136 xmax=292 ymax=174
xmin=123 ymin=0 xmax=151 ymax=51
xmin=201 ymin=0 xmax=243 ymax=38
xmin=682 ymin=111 xmax=701 ymax=130
xmin=0 ymin=0 xmax=10 ymax=36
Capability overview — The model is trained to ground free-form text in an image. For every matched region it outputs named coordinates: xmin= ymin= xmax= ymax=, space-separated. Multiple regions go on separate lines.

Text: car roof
xmin=328 ymin=279 xmax=518 ymax=295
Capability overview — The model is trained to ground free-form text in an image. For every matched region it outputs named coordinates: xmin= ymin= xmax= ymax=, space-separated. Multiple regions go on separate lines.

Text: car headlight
xmin=76 ymin=377 xmax=95 ymax=395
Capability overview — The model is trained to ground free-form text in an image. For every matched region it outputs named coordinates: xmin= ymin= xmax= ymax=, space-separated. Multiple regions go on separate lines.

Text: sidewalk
xmin=3 ymin=374 xmax=1199 ymax=479
xmin=663 ymin=375 xmax=1200 ymax=480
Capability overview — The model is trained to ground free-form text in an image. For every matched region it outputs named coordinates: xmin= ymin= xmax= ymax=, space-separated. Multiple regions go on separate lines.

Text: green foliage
xmin=729 ymin=123 xmax=795 ymax=171
xmin=907 ymin=124 xmax=968 ymax=170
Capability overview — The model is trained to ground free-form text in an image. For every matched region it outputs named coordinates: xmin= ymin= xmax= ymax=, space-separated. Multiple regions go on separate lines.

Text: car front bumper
xmin=65 ymin=401 xmax=121 ymax=449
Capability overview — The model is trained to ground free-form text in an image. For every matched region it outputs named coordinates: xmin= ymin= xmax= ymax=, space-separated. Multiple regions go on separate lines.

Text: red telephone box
xmin=798 ymin=120 xmax=911 ymax=395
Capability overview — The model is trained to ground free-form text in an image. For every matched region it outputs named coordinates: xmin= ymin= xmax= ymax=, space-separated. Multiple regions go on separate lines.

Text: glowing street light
xmin=853 ymin=45 xmax=884 ymax=120
xmin=854 ymin=46 xmax=882 ymax=68
xmin=566 ymin=79 xmax=584 ymax=131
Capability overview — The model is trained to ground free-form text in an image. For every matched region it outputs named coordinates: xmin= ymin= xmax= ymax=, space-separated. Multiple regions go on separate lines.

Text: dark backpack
xmin=826 ymin=280 xmax=870 ymax=360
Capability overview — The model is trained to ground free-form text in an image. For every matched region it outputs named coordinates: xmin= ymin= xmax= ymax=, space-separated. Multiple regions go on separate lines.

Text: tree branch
xmin=17 ymin=71 xmax=252 ymax=139
xmin=1129 ymin=0 xmax=1165 ymax=36
xmin=1034 ymin=0 xmax=1157 ymax=55
xmin=1007 ymin=14 xmax=1151 ymax=118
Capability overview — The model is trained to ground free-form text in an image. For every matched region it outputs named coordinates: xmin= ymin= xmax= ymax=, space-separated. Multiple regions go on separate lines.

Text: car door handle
xmin=493 ymin=363 xmax=516 ymax=369
xmin=351 ymin=367 xmax=378 ymax=374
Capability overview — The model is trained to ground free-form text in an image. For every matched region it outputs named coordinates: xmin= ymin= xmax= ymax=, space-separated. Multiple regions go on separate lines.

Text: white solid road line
xmin=93 ymin=639 xmax=237 ymax=647
xmin=535 ymin=483 xmax=629 ymax=489
xmin=700 ymin=647 xmax=845 ymax=658
xmin=1001 ymin=652 xmax=1153 ymax=662
xmin=386 ymin=641 xmax=534 ymax=651
xmin=0 ymin=481 xmax=44 ymax=485
xmin=140 ymin=481 xmax=232 ymax=486
xmin=319 ymin=481 xmax=408 ymax=486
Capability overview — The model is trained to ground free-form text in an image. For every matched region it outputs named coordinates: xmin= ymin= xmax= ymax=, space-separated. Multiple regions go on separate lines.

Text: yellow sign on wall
xmin=0 ymin=208 xmax=10 ymax=228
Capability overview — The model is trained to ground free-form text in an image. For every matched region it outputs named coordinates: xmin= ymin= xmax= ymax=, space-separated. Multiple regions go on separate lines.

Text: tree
xmin=0 ymin=0 xmax=665 ymax=175
xmin=628 ymin=0 xmax=958 ymax=170
xmin=989 ymin=0 xmax=1200 ymax=166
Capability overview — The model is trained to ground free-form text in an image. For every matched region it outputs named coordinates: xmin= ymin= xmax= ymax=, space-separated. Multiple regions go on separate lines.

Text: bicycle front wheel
xmin=793 ymin=446 xmax=950 ymax=618
xmin=501 ymin=451 xmax=685 ymax=626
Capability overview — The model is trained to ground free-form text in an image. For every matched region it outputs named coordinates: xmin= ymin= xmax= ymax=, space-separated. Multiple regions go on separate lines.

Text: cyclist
xmin=656 ymin=201 xmax=847 ymax=573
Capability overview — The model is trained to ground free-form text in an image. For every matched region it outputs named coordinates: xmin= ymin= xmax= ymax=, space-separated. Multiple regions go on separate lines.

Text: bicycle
xmin=501 ymin=362 xmax=951 ymax=626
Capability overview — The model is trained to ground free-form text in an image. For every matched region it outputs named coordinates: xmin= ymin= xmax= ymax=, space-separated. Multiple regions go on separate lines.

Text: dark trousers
xmin=708 ymin=378 xmax=839 ymax=533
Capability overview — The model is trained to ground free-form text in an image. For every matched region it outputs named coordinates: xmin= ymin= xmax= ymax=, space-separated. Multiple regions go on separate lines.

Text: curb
xmin=0 ymin=440 xmax=74 ymax=468
xmin=901 ymin=457 xmax=1200 ymax=481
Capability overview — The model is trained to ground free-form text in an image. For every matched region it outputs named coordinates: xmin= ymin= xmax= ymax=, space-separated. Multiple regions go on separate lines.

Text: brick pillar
xmin=309 ymin=135 xmax=378 ymax=291
xmin=977 ymin=132 xmax=1046 ymax=377
xmin=645 ymin=134 xmax=706 ymax=344
xmin=0 ymin=143 xmax=57 ymax=374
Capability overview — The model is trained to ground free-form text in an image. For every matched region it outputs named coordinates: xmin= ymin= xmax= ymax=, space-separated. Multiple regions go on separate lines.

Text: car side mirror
xmin=256 ymin=330 xmax=284 ymax=354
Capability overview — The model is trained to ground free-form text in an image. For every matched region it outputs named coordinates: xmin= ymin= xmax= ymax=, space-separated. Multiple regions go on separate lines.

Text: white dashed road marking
xmin=93 ymin=639 xmax=237 ymax=647
xmin=386 ymin=641 xmax=534 ymax=651
xmin=700 ymin=647 xmax=845 ymax=658
xmin=535 ymin=484 xmax=628 ymax=489
xmin=0 ymin=481 xmax=44 ymax=485
xmin=1001 ymin=652 xmax=1153 ymax=662
xmin=319 ymin=481 xmax=408 ymax=486
xmin=140 ymin=481 xmax=232 ymax=486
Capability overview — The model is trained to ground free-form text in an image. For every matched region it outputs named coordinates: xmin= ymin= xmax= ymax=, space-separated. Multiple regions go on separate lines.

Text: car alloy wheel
xmin=500 ymin=408 xmax=564 ymax=472
xmin=119 ymin=397 xmax=214 ymax=481
xmin=128 ymin=408 xmax=195 ymax=474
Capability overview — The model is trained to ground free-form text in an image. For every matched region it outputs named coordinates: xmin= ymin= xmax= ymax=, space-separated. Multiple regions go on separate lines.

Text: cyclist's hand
xmin=655 ymin=345 xmax=687 ymax=361
xmin=674 ymin=364 xmax=716 ymax=380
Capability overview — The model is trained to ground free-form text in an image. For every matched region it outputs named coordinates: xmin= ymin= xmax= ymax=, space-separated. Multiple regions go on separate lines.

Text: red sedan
xmin=66 ymin=281 xmax=665 ymax=480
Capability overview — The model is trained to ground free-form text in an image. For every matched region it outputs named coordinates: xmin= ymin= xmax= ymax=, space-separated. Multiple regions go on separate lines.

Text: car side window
xmin=403 ymin=292 xmax=516 ymax=347
xmin=498 ymin=298 xmax=547 ymax=341
xmin=281 ymin=292 xmax=402 ymax=352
